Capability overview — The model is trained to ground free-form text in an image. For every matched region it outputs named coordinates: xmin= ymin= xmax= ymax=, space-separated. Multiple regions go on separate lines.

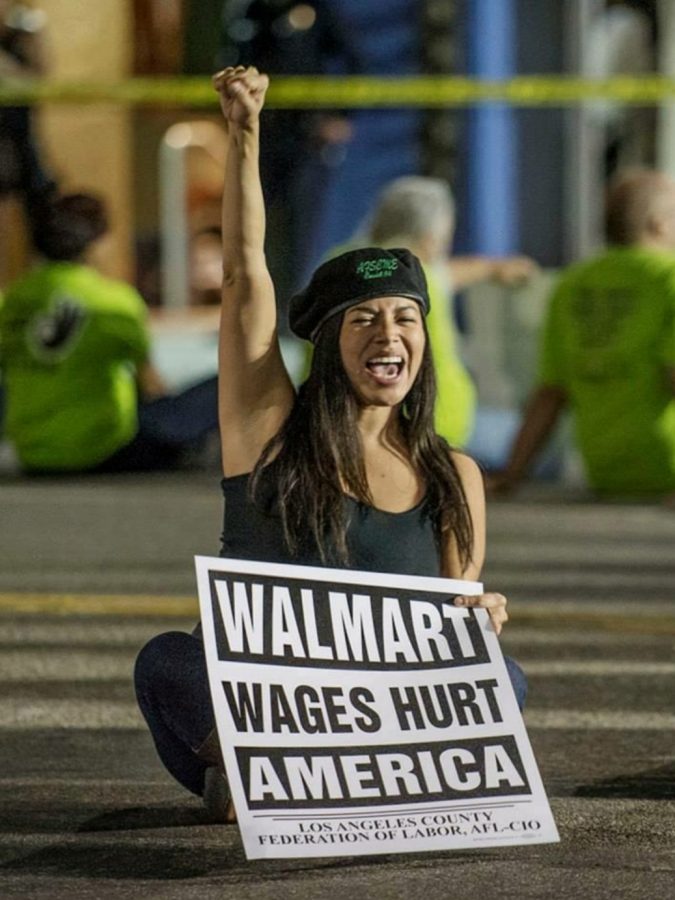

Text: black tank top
xmin=220 ymin=470 xmax=440 ymax=577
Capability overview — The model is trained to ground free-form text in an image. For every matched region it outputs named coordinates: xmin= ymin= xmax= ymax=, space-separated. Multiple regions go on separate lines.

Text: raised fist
xmin=212 ymin=66 xmax=269 ymax=128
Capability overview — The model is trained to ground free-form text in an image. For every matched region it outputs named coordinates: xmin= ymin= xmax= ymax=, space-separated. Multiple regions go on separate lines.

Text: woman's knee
xmin=504 ymin=656 xmax=528 ymax=711
xmin=134 ymin=630 xmax=201 ymax=696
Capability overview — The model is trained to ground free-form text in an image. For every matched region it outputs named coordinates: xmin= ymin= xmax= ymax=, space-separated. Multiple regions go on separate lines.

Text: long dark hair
xmin=251 ymin=313 xmax=474 ymax=569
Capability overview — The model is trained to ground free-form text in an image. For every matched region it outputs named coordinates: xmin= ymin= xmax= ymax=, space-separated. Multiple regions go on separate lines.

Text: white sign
xmin=195 ymin=556 xmax=559 ymax=860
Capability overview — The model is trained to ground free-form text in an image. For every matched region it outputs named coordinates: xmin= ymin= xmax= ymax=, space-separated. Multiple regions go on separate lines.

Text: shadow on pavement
xmin=77 ymin=805 xmax=211 ymax=832
xmin=0 ymin=837 xmax=411 ymax=882
xmin=1 ymin=844 xmax=244 ymax=880
xmin=575 ymin=763 xmax=675 ymax=800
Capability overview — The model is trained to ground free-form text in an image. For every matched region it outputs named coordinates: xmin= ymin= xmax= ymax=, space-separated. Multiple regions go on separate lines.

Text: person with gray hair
xmin=335 ymin=175 xmax=536 ymax=449
xmin=368 ymin=177 xmax=456 ymax=260
xmin=491 ymin=168 xmax=675 ymax=498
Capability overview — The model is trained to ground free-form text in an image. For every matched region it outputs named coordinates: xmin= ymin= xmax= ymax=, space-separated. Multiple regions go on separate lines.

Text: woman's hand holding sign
xmin=455 ymin=593 xmax=509 ymax=636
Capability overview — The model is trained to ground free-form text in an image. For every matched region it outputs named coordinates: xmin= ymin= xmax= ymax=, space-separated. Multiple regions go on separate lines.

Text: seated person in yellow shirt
xmin=0 ymin=193 xmax=219 ymax=474
xmin=492 ymin=169 xmax=675 ymax=498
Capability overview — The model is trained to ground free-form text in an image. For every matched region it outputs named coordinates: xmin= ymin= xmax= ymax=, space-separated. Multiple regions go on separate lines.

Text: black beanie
xmin=288 ymin=247 xmax=430 ymax=342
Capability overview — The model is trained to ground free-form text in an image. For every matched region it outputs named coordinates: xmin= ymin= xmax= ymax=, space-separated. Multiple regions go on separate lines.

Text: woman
xmin=134 ymin=67 xmax=526 ymax=822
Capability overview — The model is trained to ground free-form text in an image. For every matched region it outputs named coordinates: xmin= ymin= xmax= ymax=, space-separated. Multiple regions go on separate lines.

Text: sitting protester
xmin=0 ymin=192 xmax=219 ymax=473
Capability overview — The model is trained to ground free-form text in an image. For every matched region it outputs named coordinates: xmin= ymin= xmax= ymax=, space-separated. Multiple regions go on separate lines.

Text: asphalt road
xmin=0 ymin=472 xmax=673 ymax=899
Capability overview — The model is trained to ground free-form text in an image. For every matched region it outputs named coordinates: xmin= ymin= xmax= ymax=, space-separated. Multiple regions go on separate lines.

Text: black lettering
xmin=419 ymin=684 xmax=454 ymax=727
xmin=294 ymin=685 xmax=326 ymax=733
xmin=389 ymin=685 xmax=426 ymax=730
xmin=447 ymin=682 xmax=484 ymax=726
xmin=475 ymin=678 xmax=503 ymax=723
xmin=221 ymin=681 xmax=264 ymax=732
xmin=321 ymin=686 xmax=352 ymax=733
xmin=349 ymin=687 xmax=382 ymax=733
xmin=269 ymin=684 xmax=300 ymax=733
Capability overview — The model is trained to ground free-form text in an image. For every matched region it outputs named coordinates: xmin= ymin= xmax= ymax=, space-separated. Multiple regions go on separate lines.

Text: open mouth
xmin=365 ymin=355 xmax=404 ymax=383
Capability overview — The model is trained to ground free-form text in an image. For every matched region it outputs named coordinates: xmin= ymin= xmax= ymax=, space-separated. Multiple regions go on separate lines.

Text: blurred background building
xmin=1 ymin=0 xmax=665 ymax=295
xmin=0 ymin=0 xmax=669 ymax=479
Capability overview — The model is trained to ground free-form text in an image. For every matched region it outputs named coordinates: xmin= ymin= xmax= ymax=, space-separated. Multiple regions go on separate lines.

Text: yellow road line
xmin=513 ymin=609 xmax=675 ymax=636
xmin=0 ymin=592 xmax=673 ymax=634
xmin=0 ymin=593 xmax=198 ymax=617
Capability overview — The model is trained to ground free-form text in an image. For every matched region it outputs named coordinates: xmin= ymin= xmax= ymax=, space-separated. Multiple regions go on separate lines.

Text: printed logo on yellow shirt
xmin=26 ymin=295 xmax=87 ymax=363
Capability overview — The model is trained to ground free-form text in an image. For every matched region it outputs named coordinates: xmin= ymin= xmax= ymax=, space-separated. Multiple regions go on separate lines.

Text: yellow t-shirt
xmin=424 ymin=262 xmax=476 ymax=446
xmin=0 ymin=261 xmax=150 ymax=471
xmin=538 ymin=246 xmax=675 ymax=494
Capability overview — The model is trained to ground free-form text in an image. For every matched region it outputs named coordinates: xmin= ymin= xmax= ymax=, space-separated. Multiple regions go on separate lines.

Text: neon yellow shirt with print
xmin=538 ymin=246 xmax=675 ymax=494
xmin=0 ymin=261 xmax=150 ymax=471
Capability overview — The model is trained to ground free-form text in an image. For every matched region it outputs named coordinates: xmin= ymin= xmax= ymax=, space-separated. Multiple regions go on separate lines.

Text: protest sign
xmin=195 ymin=556 xmax=559 ymax=859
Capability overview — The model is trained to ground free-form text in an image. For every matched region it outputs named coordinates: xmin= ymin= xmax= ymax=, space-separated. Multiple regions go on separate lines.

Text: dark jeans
xmin=94 ymin=377 xmax=219 ymax=473
xmin=134 ymin=630 xmax=529 ymax=797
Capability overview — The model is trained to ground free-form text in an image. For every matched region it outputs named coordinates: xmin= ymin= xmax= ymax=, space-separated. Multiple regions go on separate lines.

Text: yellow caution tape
xmin=2 ymin=75 xmax=675 ymax=108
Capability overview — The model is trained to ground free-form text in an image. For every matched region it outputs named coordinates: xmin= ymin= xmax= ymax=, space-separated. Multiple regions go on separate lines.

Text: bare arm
xmin=136 ymin=361 xmax=167 ymax=401
xmin=213 ymin=67 xmax=294 ymax=476
xmin=443 ymin=452 xmax=486 ymax=581
xmin=489 ymin=385 xmax=568 ymax=494
xmin=442 ymin=453 xmax=508 ymax=635
xmin=448 ymin=255 xmax=537 ymax=292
